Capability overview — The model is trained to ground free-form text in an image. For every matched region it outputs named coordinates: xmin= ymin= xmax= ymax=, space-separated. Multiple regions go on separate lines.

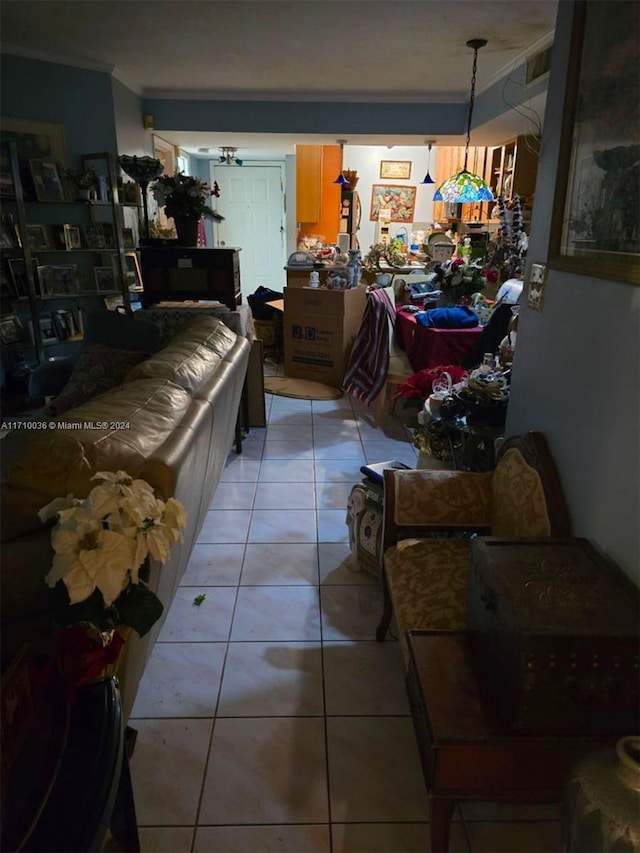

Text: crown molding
xmin=141 ymin=88 xmax=467 ymax=104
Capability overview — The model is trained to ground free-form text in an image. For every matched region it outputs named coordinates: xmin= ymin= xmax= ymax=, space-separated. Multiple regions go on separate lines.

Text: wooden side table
xmin=406 ymin=631 xmax=613 ymax=853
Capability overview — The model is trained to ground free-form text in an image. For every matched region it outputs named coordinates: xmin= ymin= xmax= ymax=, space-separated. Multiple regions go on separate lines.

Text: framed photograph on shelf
xmin=125 ymin=252 xmax=143 ymax=291
xmin=27 ymin=314 xmax=58 ymax=345
xmin=37 ymin=264 xmax=78 ymax=298
xmin=0 ymin=146 xmax=15 ymax=197
xmin=83 ymin=223 xmax=115 ymax=250
xmin=379 ymin=160 xmax=412 ymax=180
xmin=49 ymin=224 xmax=67 ymax=250
xmin=7 ymin=256 xmax=38 ymax=298
xmin=122 ymin=228 xmax=135 ymax=249
xmin=94 ymin=266 xmax=117 ymax=292
xmin=120 ymin=182 xmax=141 ymax=205
xmin=24 ymin=224 xmax=51 ymax=251
xmin=0 ymin=215 xmax=17 ymax=248
xmin=29 ymin=159 xmax=66 ymax=203
xmin=0 ymin=314 xmax=27 ymax=345
xmin=548 ymin=0 xmax=639 ymax=285
xmin=63 ymin=224 xmax=82 ymax=250
xmin=369 ymin=184 xmax=417 ymax=222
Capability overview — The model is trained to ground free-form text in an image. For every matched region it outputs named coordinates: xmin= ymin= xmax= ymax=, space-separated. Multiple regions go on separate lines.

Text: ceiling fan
xmin=219 ymin=147 xmax=243 ymax=166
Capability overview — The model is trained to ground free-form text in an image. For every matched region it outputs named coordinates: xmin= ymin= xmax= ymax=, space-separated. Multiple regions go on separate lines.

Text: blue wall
xmin=112 ymin=77 xmax=150 ymax=158
xmin=141 ymin=98 xmax=467 ymax=137
xmin=507 ymin=0 xmax=639 ymax=580
xmin=1 ymin=53 xmax=117 ymax=166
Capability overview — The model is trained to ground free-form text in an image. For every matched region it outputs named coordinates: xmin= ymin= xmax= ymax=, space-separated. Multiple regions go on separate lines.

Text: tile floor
xmin=126 ymin=369 xmax=562 ymax=853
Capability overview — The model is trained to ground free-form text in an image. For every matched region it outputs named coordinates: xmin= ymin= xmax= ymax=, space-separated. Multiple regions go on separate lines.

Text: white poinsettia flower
xmin=60 ymin=561 xmax=98 ymax=604
xmin=82 ymin=529 xmax=137 ymax=605
xmin=119 ymin=492 xmax=163 ymax=527
xmin=38 ymin=495 xmax=79 ymax=523
xmin=45 ymin=552 xmax=78 ymax=588
xmin=55 ymin=502 xmax=92 ymax=527
xmin=92 ymin=470 xmax=133 ymax=486
xmin=164 ymin=498 xmax=187 ymax=535
xmin=145 ymin=524 xmax=176 ymax=564
xmin=88 ymin=481 xmax=124 ymax=519
xmin=51 ymin=519 xmax=100 ymax=556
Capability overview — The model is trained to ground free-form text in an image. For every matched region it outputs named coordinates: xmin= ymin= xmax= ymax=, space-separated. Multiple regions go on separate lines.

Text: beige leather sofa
xmin=1 ymin=315 xmax=250 ymax=717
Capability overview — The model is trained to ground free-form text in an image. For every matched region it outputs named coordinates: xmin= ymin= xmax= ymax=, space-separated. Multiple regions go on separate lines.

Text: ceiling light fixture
xmin=219 ymin=147 xmax=243 ymax=166
xmin=421 ymin=140 xmax=436 ymax=185
xmin=433 ymin=39 xmax=494 ymax=204
xmin=333 ymin=139 xmax=349 ymax=186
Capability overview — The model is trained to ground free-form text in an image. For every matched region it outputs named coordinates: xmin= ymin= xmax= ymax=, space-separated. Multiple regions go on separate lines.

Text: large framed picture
xmin=380 ymin=160 xmax=412 ymax=180
xmin=29 ymin=159 xmax=66 ymax=202
xmin=125 ymin=252 xmax=143 ymax=291
xmin=369 ymin=184 xmax=417 ymax=222
xmin=548 ymin=0 xmax=639 ymax=285
xmin=37 ymin=264 xmax=78 ymax=298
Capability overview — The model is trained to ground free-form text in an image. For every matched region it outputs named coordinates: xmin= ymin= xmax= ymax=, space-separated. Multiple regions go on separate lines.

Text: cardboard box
xmin=283 ymin=285 xmax=367 ymax=386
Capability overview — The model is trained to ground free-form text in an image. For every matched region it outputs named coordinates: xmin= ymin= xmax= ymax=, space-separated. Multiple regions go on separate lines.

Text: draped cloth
xmin=343 ymin=287 xmax=396 ymax=404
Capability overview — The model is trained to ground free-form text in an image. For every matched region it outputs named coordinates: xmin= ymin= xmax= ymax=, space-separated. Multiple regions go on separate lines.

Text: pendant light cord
xmin=463 ymin=47 xmax=480 ymax=172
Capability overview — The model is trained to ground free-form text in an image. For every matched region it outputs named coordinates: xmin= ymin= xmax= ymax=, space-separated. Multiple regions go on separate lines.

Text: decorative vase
xmin=173 ymin=216 xmax=200 ymax=247
xmin=562 ymin=736 xmax=640 ymax=852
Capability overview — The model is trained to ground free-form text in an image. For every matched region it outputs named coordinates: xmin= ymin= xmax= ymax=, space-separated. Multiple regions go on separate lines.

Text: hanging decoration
xmin=219 ymin=147 xmax=243 ymax=165
xmin=433 ymin=40 xmax=494 ymax=204
xmin=333 ymin=139 xmax=349 ymax=185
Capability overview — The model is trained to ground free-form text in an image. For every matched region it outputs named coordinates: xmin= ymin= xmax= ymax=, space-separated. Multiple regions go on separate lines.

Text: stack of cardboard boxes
xmin=282 ymin=282 xmax=367 ymax=386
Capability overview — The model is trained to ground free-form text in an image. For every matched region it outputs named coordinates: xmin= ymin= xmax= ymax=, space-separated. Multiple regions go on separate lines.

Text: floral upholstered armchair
xmin=376 ymin=432 xmax=570 ymax=663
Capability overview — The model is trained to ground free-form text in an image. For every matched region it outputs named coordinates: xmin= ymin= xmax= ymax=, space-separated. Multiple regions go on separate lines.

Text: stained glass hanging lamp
xmin=421 ymin=140 xmax=436 ymax=185
xmin=433 ymin=39 xmax=494 ymax=203
xmin=333 ymin=139 xmax=349 ymax=185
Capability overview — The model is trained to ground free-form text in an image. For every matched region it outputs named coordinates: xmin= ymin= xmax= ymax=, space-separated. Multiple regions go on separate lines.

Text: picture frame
xmin=122 ymin=227 xmax=135 ymax=249
xmin=0 ymin=314 xmax=27 ymax=345
xmin=27 ymin=314 xmax=58 ymax=345
xmin=0 ymin=214 xmax=17 ymax=248
xmin=94 ymin=266 xmax=118 ymax=292
xmin=63 ymin=224 xmax=82 ymax=250
xmin=29 ymin=159 xmax=66 ymax=203
xmin=7 ymin=256 xmax=39 ymax=298
xmin=120 ymin=182 xmax=141 ymax=205
xmin=369 ymin=184 xmax=417 ymax=222
xmin=380 ymin=160 xmax=412 ymax=180
xmin=24 ymin=224 xmax=51 ymax=251
xmin=548 ymin=0 xmax=639 ymax=285
xmin=0 ymin=117 xmax=66 ymax=166
xmin=49 ymin=224 xmax=67 ymax=250
xmin=125 ymin=252 xmax=143 ymax=291
xmin=37 ymin=264 xmax=78 ymax=298
xmin=83 ymin=223 xmax=115 ymax=250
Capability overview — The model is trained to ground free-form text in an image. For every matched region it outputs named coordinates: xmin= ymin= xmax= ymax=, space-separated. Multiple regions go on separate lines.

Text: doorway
xmin=211 ymin=163 xmax=286 ymax=299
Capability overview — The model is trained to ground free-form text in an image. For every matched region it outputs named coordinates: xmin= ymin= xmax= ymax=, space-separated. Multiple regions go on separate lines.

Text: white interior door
xmin=211 ymin=164 xmax=286 ymax=299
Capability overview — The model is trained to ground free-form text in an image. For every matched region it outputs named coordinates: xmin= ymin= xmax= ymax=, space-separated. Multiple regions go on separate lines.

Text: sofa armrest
xmin=382 ymin=468 xmax=493 ymax=547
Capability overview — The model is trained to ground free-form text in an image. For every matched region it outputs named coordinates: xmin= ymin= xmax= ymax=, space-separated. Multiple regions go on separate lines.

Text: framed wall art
xmin=63 ymin=224 xmax=82 ymax=250
xmin=24 ymin=224 xmax=51 ymax=251
xmin=369 ymin=184 xmax=417 ymax=222
xmin=94 ymin=266 xmax=118 ymax=292
xmin=548 ymin=0 xmax=639 ymax=285
xmin=37 ymin=264 xmax=78 ymax=297
xmin=29 ymin=159 xmax=66 ymax=202
xmin=0 ymin=117 xmax=66 ymax=165
xmin=0 ymin=314 xmax=27 ymax=345
xmin=379 ymin=160 xmax=412 ymax=180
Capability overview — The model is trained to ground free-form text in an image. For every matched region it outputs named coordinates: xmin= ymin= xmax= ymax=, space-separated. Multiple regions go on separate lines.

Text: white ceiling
xmin=0 ymin=0 xmax=557 ymax=156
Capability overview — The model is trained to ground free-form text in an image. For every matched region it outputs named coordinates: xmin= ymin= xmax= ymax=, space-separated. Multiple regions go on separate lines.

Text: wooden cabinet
xmin=295 ymin=144 xmax=322 ymax=223
xmin=486 ymin=135 xmax=539 ymax=211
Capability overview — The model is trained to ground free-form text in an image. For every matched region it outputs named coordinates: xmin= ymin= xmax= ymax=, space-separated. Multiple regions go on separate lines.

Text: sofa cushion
xmin=1 ymin=378 xmax=192 ymax=541
xmin=125 ymin=316 xmax=237 ymax=395
xmin=50 ymin=343 xmax=148 ymax=415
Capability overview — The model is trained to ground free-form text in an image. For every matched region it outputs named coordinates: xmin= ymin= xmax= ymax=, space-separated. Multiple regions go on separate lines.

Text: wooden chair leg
xmin=376 ymin=564 xmax=393 ymax=641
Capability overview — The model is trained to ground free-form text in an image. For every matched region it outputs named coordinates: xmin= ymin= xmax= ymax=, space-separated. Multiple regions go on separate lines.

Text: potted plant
xmin=151 ymin=172 xmax=224 ymax=246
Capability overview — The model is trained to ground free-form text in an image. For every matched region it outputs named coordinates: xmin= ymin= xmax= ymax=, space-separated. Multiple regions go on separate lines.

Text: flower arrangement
xmin=362 ymin=238 xmax=406 ymax=272
xmin=151 ymin=171 xmax=224 ymax=222
xmin=39 ymin=471 xmax=187 ymax=639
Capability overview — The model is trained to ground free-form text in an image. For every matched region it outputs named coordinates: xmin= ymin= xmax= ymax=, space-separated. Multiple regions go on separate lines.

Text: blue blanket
xmin=415 ymin=305 xmax=479 ymax=329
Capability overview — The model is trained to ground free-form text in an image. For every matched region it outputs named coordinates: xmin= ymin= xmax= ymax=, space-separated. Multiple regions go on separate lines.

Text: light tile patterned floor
xmin=126 ymin=365 xmax=561 ymax=853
